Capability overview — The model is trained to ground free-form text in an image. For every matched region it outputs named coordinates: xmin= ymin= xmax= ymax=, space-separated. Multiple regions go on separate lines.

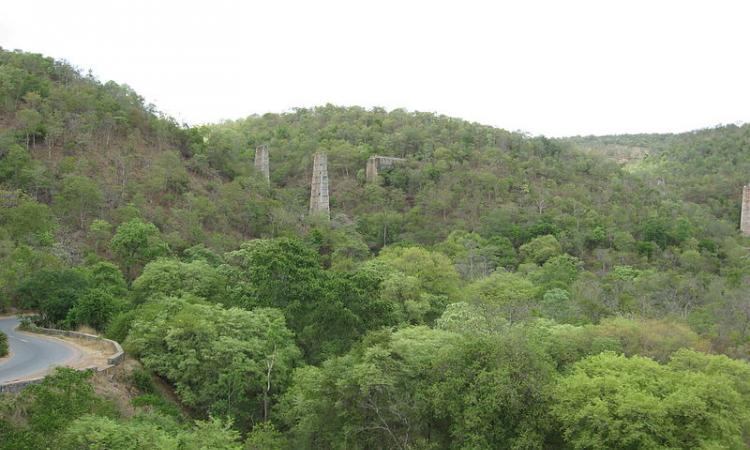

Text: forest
xmin=1 ymin=47 xmax=750 ymax=449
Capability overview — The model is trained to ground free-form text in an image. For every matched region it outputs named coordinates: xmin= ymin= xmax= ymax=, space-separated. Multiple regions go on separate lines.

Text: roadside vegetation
xmin=0 ymin=331 xmax=7 ymax=357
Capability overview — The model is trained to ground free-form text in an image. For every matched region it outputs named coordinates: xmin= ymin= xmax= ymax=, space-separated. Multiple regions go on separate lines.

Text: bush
xmin=18 ymin=316 xmax=33 ymax=331
xmin=592 ymin=317 xmax=709 ymax=362
xmin=0 ymin=368 xmax=117 ymax=449
xmin=130 ymin=394 xmax=182 ymax=419
xmin=105 ymin=310 xmax=137 ymax=343
xmin=245 ymin=422 xmax=286 ymax=450
xmin=130 ymin=367 xmax=155 ymax=394
xmin=552 ymin=352 xmax=750 ymax=449
xmin=0 ymin=331 xmax=7 ymax=357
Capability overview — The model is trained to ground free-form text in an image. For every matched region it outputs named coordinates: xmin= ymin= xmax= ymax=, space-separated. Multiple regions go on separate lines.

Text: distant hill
xmin=0 ymin=47 xmax=748 ymax=280
xmin=561 ymin=125 xmax=750 ymax=223
xmin=0 ymin=48 xmax=628 ymax=256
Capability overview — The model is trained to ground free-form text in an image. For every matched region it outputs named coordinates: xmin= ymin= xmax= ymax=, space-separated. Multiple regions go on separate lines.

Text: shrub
xmin=130 ymin=367 xmax=155 ymax=394
xmin=0 ymin=331 xmax=7 ymax=357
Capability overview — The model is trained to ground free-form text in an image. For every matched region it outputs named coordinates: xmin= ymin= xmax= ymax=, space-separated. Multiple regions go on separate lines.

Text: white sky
xmin=2 ymin=0 xmax=749 ymax=137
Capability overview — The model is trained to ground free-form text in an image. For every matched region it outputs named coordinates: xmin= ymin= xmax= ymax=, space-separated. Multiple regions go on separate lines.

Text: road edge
xmin=0 ymin=321 xmax=125 ymax=394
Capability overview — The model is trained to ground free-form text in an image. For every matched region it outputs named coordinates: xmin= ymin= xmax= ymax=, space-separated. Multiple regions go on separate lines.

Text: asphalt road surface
xmin=0 ymin=316 xmax=79 ymax=383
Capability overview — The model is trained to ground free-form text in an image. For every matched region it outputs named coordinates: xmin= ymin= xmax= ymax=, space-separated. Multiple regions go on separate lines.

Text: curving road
xmin=0 ymin=316 xmax=80 ymax=383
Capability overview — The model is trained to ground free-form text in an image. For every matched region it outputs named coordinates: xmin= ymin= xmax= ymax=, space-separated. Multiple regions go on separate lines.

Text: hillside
xmin=2 ymin=48 xmax=750 ymax=448
xmin=2 ymin=48 xmax=747 ymax=264
xmin=563 ymin=125 xmax=750 ymax=223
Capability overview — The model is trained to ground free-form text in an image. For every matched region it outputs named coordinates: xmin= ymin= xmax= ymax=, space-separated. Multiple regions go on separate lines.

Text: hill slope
xmin=3 ymin=47 xmax=750 ymax=449
xmin=563 ymin=125 xmax=750 ymax=223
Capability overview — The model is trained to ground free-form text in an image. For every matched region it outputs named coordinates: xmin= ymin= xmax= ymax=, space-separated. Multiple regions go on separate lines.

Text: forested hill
xmin=1 ymin=47 xmax=745 ymax=260
xmin=563 ymin=124 xmax=750 ymax=224
xmin=2 ymin=48 xmax=750 ymax=449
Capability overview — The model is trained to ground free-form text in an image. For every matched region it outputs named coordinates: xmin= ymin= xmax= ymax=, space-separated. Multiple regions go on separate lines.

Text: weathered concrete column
xmin=366 ymin=156 xmax=379 ymax=182
xmin=742 ymin=185 xmax=750 ymax=236
xmin=309 ymin=152 xmax=330 ymax=218
xmin=254 ymin=144 xmax=270 ymax=186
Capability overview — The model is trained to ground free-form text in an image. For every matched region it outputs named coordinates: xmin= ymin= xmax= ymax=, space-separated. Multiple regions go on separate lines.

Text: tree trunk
xmin=264 ymin=350 xmax=276 ymax=421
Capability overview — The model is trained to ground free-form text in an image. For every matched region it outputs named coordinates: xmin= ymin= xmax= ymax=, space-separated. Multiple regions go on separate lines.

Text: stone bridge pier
xmin=310 ymin=152 xmax=330 ymax=218
xmin=742 ymin=185 xmax=750 ymax=236
xmin=254 ymin=144 xmax=270 ymax=186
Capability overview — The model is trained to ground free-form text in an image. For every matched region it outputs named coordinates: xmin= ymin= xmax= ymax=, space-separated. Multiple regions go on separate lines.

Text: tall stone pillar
xmin=742 ymin=185 xmax=750 ymax=236
xmin=366 ymin=156 xmax=379 ymax=182
xmin=309 ymin=152 xmax=330 ymax=218
xmin=254 ymin=144 xmax=270 ymax=186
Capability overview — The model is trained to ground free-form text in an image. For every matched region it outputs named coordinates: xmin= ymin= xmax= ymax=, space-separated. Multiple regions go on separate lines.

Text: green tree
xmin=553 ymin=352 xmax=750 ymax=449
xmin=15 ymin=268 xmax=90 ymax=326
xmin=591 ymin=317 xmax=708 ymax=362
xmin=539 ymin=287 xmax=578 ymax=323
xmin=281 ymin=326 xmax=460 ymax=449
xmin=179 ymin=418 xmax=242 ymax=450
xmin=2 ymin=197 xmax=57 ymax=245
xmin=88 ymin=219 xmax=113 ymax=253
xmin=86 ymin=261 xmax=128 ymax=297
xmin=0 ymin=244 xmax=61 ymax=303
xmin=16 ymin=107 xmax=42 ymax=148
xmin=0 ymin=368 xmax=116 ymax=450
xmin=378 ymin=271 xmax=439 ymax=324
xmin=0 ymin=144 xmax=37 ymax=188
xmin=227 ymin=237 xmax=394 ymax=362
xmin=224 ymin=238 xmax=323 ymax=313
xmin=469 ymin=271 xmax=537 ymax=325
xmin=519 ymin=234 xmax=562 ymax=264
xmin=427 ymin=330 xmax=557 ymax=449
xmin=435 ymin=230 xmax=502 ymax=279
xmin=435 ymin=301 xmax=505 ymax=334
xmin=55 ymin=175 xmax=103 ymax=230
xmin=131 ymin=257 xmax=226 ymax=304
xmin=110 ymin=218 xmax=168 ymax=281
xmin=61 ymin=415 xmax=179 ymax=450
xmin=125 ymin=298 xmax=300 ymax=428
xmin=376 ymin=246 xmax=462 ymax=302
xmin=65 ymin=288 xmax=126 ymax=331
xmin=244 ymin=422 xmax=286 ymax=450
xmin=530 ymin=254 xmax=582 ymax=292
xmin=669 ymin=348 xmax=750 ymax=406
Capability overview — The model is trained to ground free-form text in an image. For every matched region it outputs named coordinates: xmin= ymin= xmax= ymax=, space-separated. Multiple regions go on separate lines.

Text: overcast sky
xmin=2 ymin=0 xmax=749 ymax=136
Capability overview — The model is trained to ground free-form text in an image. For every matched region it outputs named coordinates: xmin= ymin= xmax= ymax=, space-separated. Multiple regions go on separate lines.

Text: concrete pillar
xmin=742 ymin=185 xmax=750 ymax=236
xmin=309 ymin=152 xmax=330 ymax=218
xmin=366 ymin=156 xmax=379 ymax=182
xmin=254 ymin=144 xmax=270 ymax=186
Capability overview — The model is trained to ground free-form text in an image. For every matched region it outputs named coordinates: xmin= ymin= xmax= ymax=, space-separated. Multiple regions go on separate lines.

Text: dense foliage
xmin=0 ymin=368 xmax=246 ymax=450
xmin=1 ymin=47 xmax=750 ymax=448
xmin=125 ymin=298 xmax=300 ymax=428
xmin=0 ymin=331 xmax=7 ymax=357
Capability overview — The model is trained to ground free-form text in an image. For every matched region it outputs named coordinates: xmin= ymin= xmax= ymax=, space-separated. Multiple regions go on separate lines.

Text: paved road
xmin=0 ymin=316 xmax=79 ymax=383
